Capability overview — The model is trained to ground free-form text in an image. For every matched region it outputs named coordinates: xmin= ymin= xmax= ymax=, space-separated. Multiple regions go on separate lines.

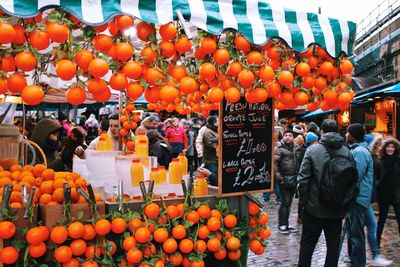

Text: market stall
xmin=0 ymin=1 xmax=356 ymax=266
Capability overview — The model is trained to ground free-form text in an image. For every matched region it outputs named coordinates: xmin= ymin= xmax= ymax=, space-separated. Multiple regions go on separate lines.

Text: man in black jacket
xmin=275 ymin=128 xmax=299 ymax=234
xmin=297 ymin=119 xmax=354 ymax=267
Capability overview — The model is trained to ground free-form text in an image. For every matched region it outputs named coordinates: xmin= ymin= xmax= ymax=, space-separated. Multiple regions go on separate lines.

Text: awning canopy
xmin=353 ymin=82 xmax=398 ymax=103
xmin=301 ymin=108 xmax=338 ymax=120
xmin=384 ymin=82 xmax=400 ymax=96
xmin=0 ymin=0 xmax=356 ymax=57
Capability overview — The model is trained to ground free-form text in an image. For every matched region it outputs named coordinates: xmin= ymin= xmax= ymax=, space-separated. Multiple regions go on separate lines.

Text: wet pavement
xmin=247 ymin=196 xmax=400 ymax=267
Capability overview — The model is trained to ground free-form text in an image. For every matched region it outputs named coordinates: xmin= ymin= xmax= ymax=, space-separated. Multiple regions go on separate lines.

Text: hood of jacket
xmin=319 ymin=132 xmax=344 ymax=149
xmin=31 ymin=118 xmax=62 ymax=153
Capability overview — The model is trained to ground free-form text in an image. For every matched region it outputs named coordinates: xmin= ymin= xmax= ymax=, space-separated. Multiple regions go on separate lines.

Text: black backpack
xmin=319 ymin=145 xmax=359 ymax=210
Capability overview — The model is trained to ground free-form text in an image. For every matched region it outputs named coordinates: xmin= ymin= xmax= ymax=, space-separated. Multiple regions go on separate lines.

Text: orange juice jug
xmin=158 ymin=166 xmax=167 ymax=183
xmin=150 ymin=167 xmax=160 ymax=184
xmin=136 ymin=140 xmax=148 ymax=157
xmin=130 ymin=159 xmax=144 ymax=186
xmin=97 ymin=131 xmax=112 ymax=151
xmin=135 ymin=132 xmax=148 ymax=149
xmin=168 ymin=158 xmax=182 ymax=184
xmin=193 ymin=175 xmax=208 ymax=196
xmin=178 ymin=153 xmax=188 ymax=175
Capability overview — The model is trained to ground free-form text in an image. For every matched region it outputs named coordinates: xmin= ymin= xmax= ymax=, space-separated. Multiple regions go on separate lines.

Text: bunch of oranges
xmin=0 ymin=9 xmax=353 ymax=114
xmin=119 ymin=101 xmax=141 ymax=150
xmin=247 ymin=202 xmax=271 ymax=255
xmin=0 ymin=164 xmax=101 ymax=207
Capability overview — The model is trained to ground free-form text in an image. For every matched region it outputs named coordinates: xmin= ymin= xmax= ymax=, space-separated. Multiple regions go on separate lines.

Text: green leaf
xmin=11 ymin=240 xmax=26 ymax=251
xmin=75 ymin=210 xmax=84 ymax=220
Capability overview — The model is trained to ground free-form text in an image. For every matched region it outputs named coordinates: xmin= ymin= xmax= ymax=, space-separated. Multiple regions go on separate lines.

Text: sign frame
xmin=218 ymin=98 xmax=275 ymax=197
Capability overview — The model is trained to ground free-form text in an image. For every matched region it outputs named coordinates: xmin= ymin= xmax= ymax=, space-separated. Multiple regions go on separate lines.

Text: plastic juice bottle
xmin=193 ymin=175 xmax=208 ymax=196
xmin=130 ymin=159 xmax=144 ymax=186
xmin=150 ymin=167 xmax=160 ymax=184
xmin=97 ymin=131 xmax=112 ymax=151
xmin=136 ymin=140 xmax=148 ymax=157
xmin=135 ymin=132 xmax=148 ymax=149
xmin=168 ymin=158 xmax=182 ymax=184
xmin=158 ymin=166 xmax=167 ymax=183
xmin=178 ymin=153 xmax=188 ymax=175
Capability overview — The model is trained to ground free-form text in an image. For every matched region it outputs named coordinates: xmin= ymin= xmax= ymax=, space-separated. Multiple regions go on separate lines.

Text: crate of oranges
xmin=0 ymin=164 xmax=105 ymax=230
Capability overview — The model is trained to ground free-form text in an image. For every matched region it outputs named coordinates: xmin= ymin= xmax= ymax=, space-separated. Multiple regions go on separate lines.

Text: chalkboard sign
xmin=218 ymin=97 xmax=274 ymax=196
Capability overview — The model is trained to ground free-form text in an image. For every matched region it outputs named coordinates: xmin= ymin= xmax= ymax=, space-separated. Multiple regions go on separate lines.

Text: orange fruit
xmin=259 ymin=227 xmax=271 ymax=239
xmin=159 ymin=40 xmax=176 ymax=58
xmin=249 ymin=239 xmax=262 ymax=253
xmin=197 ymin=225 xmax=210 ymax=239
xmin=199 ymin=62 xmax=216 ymax=80
xmin=54 ymin=245 xmax=72 ymax=263
xmin=214 ymin=248 xmax=227 ymax=260
xmin=259 ymin=65 xmax=275 ymax=82
xmin=26 ymin=226 xmax=46 ymax=245
xmin=47 ymin=22 xmax=69 ymax=43
xmin=94 ymin=218 xmax=111 ymax=236
xmin=12 ymin=24 xmax=27 ymax=45
xmin=160 ymin=85 xmax=179 ymax=103
xmin=56 ymin=59 xmax=77 ymax=81
xmin=29 ymin=29 xmax=49 ymax=50
xmin=228 ymin=249 xmax=241 ymax=260
xmin=247 ymin=51 xmax=264 ymax=65
xmin=136 ymin=22 xmax=154 ymax=42
xmin=88 ymin=58 xmax=109 ymax=78
xmin=70 ymin=239 xmax=87 ymax=256
xmin=179 ymin=76 xmax=198 ymax=94
xmin=162 ymin=238 xmax=178 ymax=254
xmin=234 ymin=35 xmax=250 ymax=52
xmin=213 ymin=48 xmax=230 ymax=65
xmin=179 ymin=238 xmax=194 ymax=254
xmin=248 ymin=202 xmax=259 ymax=216
xmin=267 ymin=46 xmax=281 ymax=60
xmin=116 ymin=15 xmax=134 ymax=31
xmin=7 ymin=73 xmax=27 ymax=93
xmin=39 ymin=193 xmax=52 ymax=205
xmin=174 ymin=35 xmax=192 ymax=54
xmin=51 ymin=225 xmax=68 ymax=244
xmin=320 ymin=61 xmax=334 ymax=77
xmin=0 ymin=22 xmax=16 ymax=44
xmin=207 ymin=237 xmax=221 ymax=252
xmin=115 ymin=42 xmax=134 ymax=62
xmin=1 ymin=55 xmax=16 ymax=72
xmin=153 ymin=228 xmax=169 ymax=243
xmin=40 ymin=180 xmax=54 ymax=194
xmin=75 ymin=49 xmax=93 ymax=71
xmin=278 ymin=70 xmax=294 ymax=87
xmin=223 ymin=214 xmax=237 ymax=228
xmin=0 ymin=221 xmax=16 ymax=239
xmin=160 ymin=22 xmax=177 ymax=41
xmin=170 ymin=65 xmax=186 ymax=81
xmin=135 ymin=227 xmax=151 ymax=243
xmin=15 ymin=51 xmax=37 ymax=72
xmin=207 ymin=217 xmax=222 ymax=231
xmin=66 ymin=86 xmax=86 ymax=105
xmin=172 ymin=224 xmax=186 ymax=240
xmin=92 ymin=34 xmax=113 ymax=52
xmin=87 ymin=78 xmax=108 ymax=95
xmin=200 ymin=37 xmax=217 ymax=55
xmin=122 ymin=236 xmax=137 ymax=251
xmin=225 ymin=87 xmax=241 ymax=103
xmin=257 ymin=212 xmax=269 ymax=225
xmin=123 ymin=61 xmax=142 ymax=79
xmin=111 ymin=217 xmax=126 ymax=234
xmin=294 ymin=91 xmax=309 ymax=106
xmin=238 ymin=69 xmax=255 ymax=89
xmin=195 ymin=240 xmax=207 ymax=253
xmin=63 ymin=258 xmax=80 ymax=267
xmin=68 ymin=221 xmax=85 ymax=239
xmin=227 ymin=61 xmax=243 ymax=78
xmin=126 ymin=248 xmax=143 ymax=264
xmin=28 ymin=242 xmax=47 ymax=258
xmin=42 ymin=169 xmax=55 ymax=180
xmin=185 ymin=210 xmax=200 ymax=224
xmin=166 ymin=205 xmax=179 ymax=219
xmin=141 ymin=46 xmax=158 ymax=64
xmin=340 ymin=59 xmax=353 ymax=74
xmin=82 ymin=224 xmax=96 ymax=241
xmin=169 ymin=252 xmax=183 ymax=266
xmin=0 ymin=246 xmax=19 ymax=264
xmin=295 ymin=62 xmax=310 ymax=77
xmin=109 ymin=72 xmax=127 ymax=91
xmin=52 ymin=187 xmax=64 ymax=203
xmin=226 ymin=237 xmax=240 ymax=251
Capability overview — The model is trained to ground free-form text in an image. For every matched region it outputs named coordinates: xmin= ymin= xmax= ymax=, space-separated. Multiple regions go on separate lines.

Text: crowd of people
xmin=272 ymin=118 xmax=399 ymax=267
xmin=14 ymin=112 xmax=220 ymax=186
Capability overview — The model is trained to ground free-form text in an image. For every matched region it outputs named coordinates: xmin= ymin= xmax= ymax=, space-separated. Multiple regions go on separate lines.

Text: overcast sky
xmin=269 ymin=0 xmax=383 ymax=24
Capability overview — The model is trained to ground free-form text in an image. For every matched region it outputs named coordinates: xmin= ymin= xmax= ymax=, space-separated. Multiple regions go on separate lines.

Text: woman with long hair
xmin=376 ymin=137 xmax=400 ymax=247
xmin=165 ymin=117 xmax=188 ymax=158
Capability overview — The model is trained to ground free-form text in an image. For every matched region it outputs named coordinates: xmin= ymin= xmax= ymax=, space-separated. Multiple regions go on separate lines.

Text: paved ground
xmin=247 ymin=196 xmax=400 ymax=267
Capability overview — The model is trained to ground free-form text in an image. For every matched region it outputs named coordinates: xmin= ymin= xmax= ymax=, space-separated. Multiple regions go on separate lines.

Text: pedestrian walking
xmin=165 ymin=117 xmax=188 ymax=158
xmin=274 ymin=128 xmax=299 ymax=234
xmin=297 ymin=119 xmax=357 ymax=267
xmin=346 ymin=123 xmax=374 ymax=267
xmin=377 ymin=137 xmax=400 ymax=246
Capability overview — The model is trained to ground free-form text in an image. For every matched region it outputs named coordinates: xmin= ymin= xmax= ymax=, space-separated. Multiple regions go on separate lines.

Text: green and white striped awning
xmin=0 ymin=0 xmax=356 ymax=57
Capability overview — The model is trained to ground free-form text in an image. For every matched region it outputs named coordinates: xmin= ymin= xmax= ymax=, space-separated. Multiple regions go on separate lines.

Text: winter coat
xmin=30 ymin=118 xmax=62 ymax=165
xmin=274 ymin=140 xmax=299 ymax=184
xmin=297 ymin=132 xmax=354 ymax=219
xmin=195 ymin=126 xmax=207 ymax=158
xmin=377 ymin=138 xmax=400 ymax=204
xmin=349 ymin=141 xmax=374 ymax=209
xmin=149 ymin=140 xmax=172 ymax=169
xmin=202 ymin=124 xmax=218 ymax=164
xmin=186 ymin=131 xmax=195 ymax=157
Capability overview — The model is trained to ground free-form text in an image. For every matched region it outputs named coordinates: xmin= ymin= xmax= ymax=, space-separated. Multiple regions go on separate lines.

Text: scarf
xmin=206 ymin=123 xmax=218 ymax=133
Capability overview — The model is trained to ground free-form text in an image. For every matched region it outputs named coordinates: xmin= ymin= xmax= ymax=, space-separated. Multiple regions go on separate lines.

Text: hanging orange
xmin=259 ymin=65 xmax=274 ymax=82
xmin=238 ymin=69 xmax=255 ymax=89
xmin=207 ymin=87 xmax=224 ymax=103
xmin=234 ymin=35 xmax=250 ymax=53
xmin=295 ymin=62 xmax=310 ymax=77
xmin=213 ymin=48 xmax=230 ymax=65
xmin=12 ymin=24 xmax=27 ymax=45
xmin=115 ymin=42 xmax=134 ymax=62
xmin=144 ymin=87 xmax=161 ymax=103
xmin=92 ymin=34 xmax=113 ymax=52
xmin=174 ymin=35 xmax=192 ymax=54
xmin=314 ymin=76 xmax=327 ymax=91
xmin=340 ymin=59 xmax=353 ymax=74
xmin=160 ymin=22 xmax=177 ymax=41
xmin=170 ymin=65 xmax=186 ymax=81
xmin=200 ymin=37 xmax=217 ymax=55
xmin=225 ymin=87 xmax=241 ymax=103
xmin=21 ymin=85 xmax=44 ymax=106
xmin=136 ymin=22 xmax=155 ymax=42
xmin=252 ymin=87 xmax=269 ymax=103
xmin=320 ymin=61 xmax=334 ymax=77
xmin=1 ymin=55 xmax=16 ymax=73
xmin=66 ymin=86 xmax=86 ymax=105
xmin=123 ymin=61 xmax=142 ymax=79
xmin=0 ymin=22 xmax=16 ymax=44
xmin=75 ymin=49 xmax=93 ymax=72
xmin=279 ymin=91 xmax=294 ymax=106
xmin=294 ymin=91 xmax=309 ymax=106
xmin=56 ymin=59 xmax=77 ymax=80
xmin=199 ymin=63 xmax=216 ymax=80
xmin=29 ymin=30 xmax=50 ymax=50
xmin=159 ymin=41 xmax=176 ymax=58
xmin=88 ymin=58 xmax=109 ymax=78
xmin=93 ymin=87 xmax=111 ymax=102
xmin=160 ymin=85 xmax=179 ymax=102
xmin=87 ymin=78 xmax=108 ymax=95
xmin=144 ymin=67 xmax=163 ymax=86
xmin=179 ymin=76 xmax=198 ymax=94
xmin=126 ymin=82 xmax=144 ymax=100
xmin=47 ymin=22 xmax=69 ymax=43
xmin=7 ymin=73 xmax=27 ymax=93
xmin=141 ymin=46 xmax=158 ymax=64
xmin=278 ymin=70 xmax=293 ymax=87
xmin=227 ymin=61 xmax=242 ymax=78
xmin=247 ymin=51 xmax=264 ymax=65
xmin=109 ymin=72 xmax=127 ymax=91
xmin=0 ymin=78 xmax=7 ymax=94
xmin=116 ymin=15 xmax=134 ymax=31
xmin=267 ymin=46 xmax=281 ymax=60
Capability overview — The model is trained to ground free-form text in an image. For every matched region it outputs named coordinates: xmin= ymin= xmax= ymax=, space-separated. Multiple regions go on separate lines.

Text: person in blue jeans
xmin=346 ymin=124 xmax=373 ymax=267
xmin=263 ymin=185 xmax=281 ymax=203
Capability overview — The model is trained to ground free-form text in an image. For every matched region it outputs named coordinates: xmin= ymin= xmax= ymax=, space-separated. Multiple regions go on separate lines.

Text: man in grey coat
xmin=297 ymin=119 xmax=355 ymax=267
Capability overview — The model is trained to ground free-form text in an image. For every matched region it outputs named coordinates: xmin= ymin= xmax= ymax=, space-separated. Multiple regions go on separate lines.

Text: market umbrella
xmin=0 ymin=0 xmax=356 ymax=57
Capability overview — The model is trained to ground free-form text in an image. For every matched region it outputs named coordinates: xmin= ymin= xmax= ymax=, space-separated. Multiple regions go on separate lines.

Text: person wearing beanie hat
xmin=305 ymin=132 xmax=318 ymax=145
xmin=293 ymin=124 xmax=305 ymax=137
xmin=345 ymin=123 xmax=374 ymax=266
xmin=275 ymin=126 xmax=300 ymax=234
xmin=307 ymin=121 xmax=321 ymax=140
xmin=347 ymin=123 xmax=365 ymax=142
